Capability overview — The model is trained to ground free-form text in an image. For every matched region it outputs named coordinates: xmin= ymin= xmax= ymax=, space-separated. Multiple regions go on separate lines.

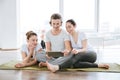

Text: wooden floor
xmin=0 ymin=45 xmax=120 ymax=80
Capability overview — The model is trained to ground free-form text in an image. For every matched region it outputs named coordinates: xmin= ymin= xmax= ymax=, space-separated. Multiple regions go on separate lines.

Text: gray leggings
xmin=35 ymin=50 xmax=48 ymax=62
xmin=35 ymin=50 xmax=72 ymax=65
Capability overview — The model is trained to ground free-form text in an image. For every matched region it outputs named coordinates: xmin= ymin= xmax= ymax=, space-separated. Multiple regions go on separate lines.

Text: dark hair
xmin=26 ymin=31 xmax=37 ymax=40
xmin=49 ymin=13 xmax=62 ymax=24
xmin=66 ymin=19 xmax=76 ymax=26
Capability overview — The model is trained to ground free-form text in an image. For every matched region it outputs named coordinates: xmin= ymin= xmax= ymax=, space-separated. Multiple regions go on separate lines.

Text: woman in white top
xmin=47 ymin=19 xmax=109 ymax=72
xmin=15 ymin=31 xmax=47 ymax=68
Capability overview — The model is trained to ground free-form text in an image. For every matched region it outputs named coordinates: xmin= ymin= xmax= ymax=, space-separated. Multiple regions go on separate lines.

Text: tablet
xmin=47 ymin=51 xmax=63 ymax=58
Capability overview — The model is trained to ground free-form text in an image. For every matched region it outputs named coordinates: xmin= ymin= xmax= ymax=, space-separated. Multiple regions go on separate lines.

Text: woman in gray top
xmin=45 ymin=13 xmax=71 ymax=53
xmin=42 ymin=13 xmax=73 ymax=69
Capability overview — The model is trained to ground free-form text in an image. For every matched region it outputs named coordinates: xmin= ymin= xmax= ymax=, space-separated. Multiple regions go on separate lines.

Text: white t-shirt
xmin=21 ymin=44 xmax=42 ymax=56
xmin=45 ymin=29 xmax=70 ymax=51
xmin=70 ymin=31 xmax=94 ymax=51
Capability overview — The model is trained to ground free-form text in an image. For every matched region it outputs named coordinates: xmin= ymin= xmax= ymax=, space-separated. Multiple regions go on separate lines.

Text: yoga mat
xmin=67 ymin=63 xmax=120 ymax=73
xmin=0 ymin=60 xmax=47 ymax=71
xmin=0 ymin=60 xmax=120 ymax=73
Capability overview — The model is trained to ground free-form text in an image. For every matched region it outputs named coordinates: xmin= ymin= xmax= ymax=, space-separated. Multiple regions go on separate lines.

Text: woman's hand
xmin=46 ymin=54 xmax=52 ymax=60
xmin=28 ymin=44 xmax=35 ymax=56
xmin=38 ymin=48 xmax=44 ymax=53
xmin=15 ymin=63 xmax=26 ymax=68
xmin=29 ymin=45 xmax=35 ymax=53
xmin=71 ymin=49 xmax=79 ymax=54
xmin=62 ymin=49 xmax=70 ymax=56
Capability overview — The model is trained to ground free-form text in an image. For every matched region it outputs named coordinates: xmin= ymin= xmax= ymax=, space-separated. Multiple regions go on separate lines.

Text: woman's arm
xmin=22 ymin=50 xmax=34 ymax=63
xmin=72 ymin=39 xmax=87 ymax=54
xmin=23 ymin=58 xmax=37 ymax=67
xmin=65 ymin=40 xmax=72 ymax=51
xmin=21 ymin=52 xmax=27 ymax=60
xmin=63 ymin=40 xmax=72 ymax=56
xmin=45 ymin=42 xmax=51 ymax=52
xmin=79 ymin=39 xmax=87 ymax=52
xmin=15 ymin=58 xmax=37 ymax=68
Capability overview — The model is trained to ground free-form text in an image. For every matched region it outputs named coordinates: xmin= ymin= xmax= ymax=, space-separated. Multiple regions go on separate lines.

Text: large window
xmin=99 ymin=0 xmax=120 ymax=33
xmin=18 ymin=0 xmax=120 ymax=47
xmin=18 ymin=0 xmax=97 ymax=47
xmin=20 ymin=0 xmax=59 ymax=32
xmin=64 ymin=0 xmax=96 ymax=31
xmin=18 ymin=0 xmax=59 ymax=46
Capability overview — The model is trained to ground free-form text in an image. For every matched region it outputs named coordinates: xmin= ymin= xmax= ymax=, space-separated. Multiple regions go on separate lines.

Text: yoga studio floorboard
xmin=0 ymin=45 xmax=120 ymax=80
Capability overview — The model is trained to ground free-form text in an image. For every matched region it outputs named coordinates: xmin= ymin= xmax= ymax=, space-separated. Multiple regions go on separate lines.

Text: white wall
xmin=0 ymin=0 xmax=17 ymax=49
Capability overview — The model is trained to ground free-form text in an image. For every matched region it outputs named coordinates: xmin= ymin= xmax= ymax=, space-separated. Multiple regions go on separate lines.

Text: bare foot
xmin=15 ymin=63 xmax=25 ymax=68
xmin=98 ymin=64 xmax=109 ymax=69
xmin=39 ymin=62 xmax=47 ymax=67
xmin=46 ymin=61 xmax=59 ymax=73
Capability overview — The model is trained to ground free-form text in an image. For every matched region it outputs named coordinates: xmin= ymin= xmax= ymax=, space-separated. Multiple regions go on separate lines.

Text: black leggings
xmin=41 ymin=40 xmax=46 ymax=49
xmin=59 ymin=51 xmax=98 ymax=69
